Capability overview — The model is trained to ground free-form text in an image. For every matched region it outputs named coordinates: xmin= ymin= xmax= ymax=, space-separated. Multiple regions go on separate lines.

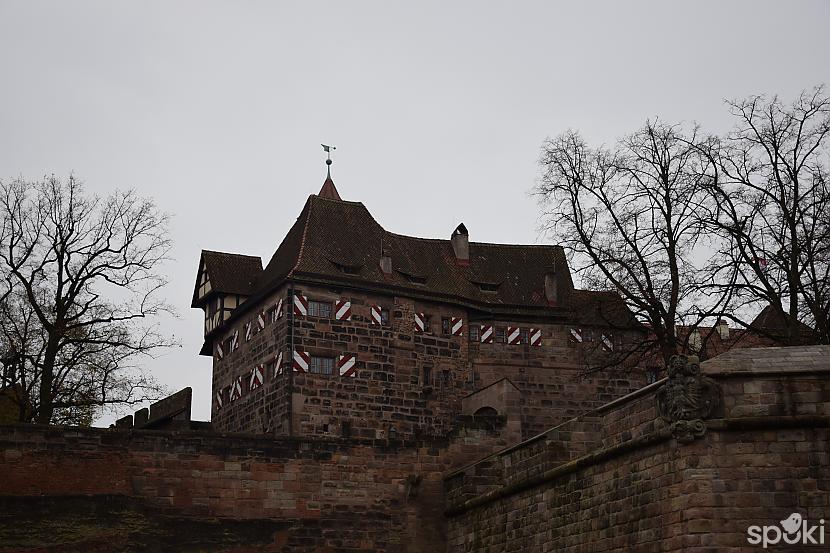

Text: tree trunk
xmin=36 ymin=338 xmax=59 ymax=424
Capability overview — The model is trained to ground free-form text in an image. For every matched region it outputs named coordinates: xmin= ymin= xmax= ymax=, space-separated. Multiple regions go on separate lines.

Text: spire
xmin=318 ymin=144 xmax=342 ymax=200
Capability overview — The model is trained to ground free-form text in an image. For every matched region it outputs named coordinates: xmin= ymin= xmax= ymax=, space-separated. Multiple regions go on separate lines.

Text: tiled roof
xmin=200 ymin=191 xmax=637 ymax=328
xmin=191 ymin=250 xmax=263 ymax=307
xmin=259 ymin=194 xmax=582 ymax=314
xmin=569 ymin=289 xmax=639 ymax=328
xmin=749 ymin=305 xmax=814 ymax=335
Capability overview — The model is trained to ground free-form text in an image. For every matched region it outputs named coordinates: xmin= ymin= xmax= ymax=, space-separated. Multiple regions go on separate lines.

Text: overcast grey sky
xmin=1 ymin=0 xmax=828 ymax=425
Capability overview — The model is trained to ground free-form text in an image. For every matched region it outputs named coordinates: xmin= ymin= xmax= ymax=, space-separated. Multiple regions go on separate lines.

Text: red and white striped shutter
xmin=216 ymin=341 xmax=224 ymax=360
xmin=293 ymin=294 xmax=308 ymax=316
xmin=451 ymin=317 xmax=464 ymax=336
xmin=244 ymin=321 xmax=252 ymax=342
xmin=480 ymin=325 xmax=494 ymax=343
xmin=569 ymin=328 xmax=583 ymax=343
xmin=249 ymin=364 xmax=264 ymax=390
xmin=292 ymin=349 xmax=309 ymax=373
xmin=272 ymin=298 xmax=284 ymax=322
xmin=414 ymin=313 xmax=426 ymax=333
xmin=601 ymin=334 xmax=613 ymax=351
xmin=335 ymin=299 xmax=352 ymax=321
xmin=338 ymin=353 xmax=357 ymax=378
xmin=215 ymin=388 xmax=225 ymax=411
xmin=529 ymin=328 xmax=542 ymax=347
xmin=274 ymin=351 xmax=284 ymax=376
xmin=370 ymin=305 xmax=382 ymax=325
xmin=507 ymin=326 xmax=522 ymax=345
xmin=229 ymin=377 xmax=243 ymax=402
xmin=231 ymin=330 xmax=239 ymax=351
xmin=257 ymin=311 xmax=266 ymax=330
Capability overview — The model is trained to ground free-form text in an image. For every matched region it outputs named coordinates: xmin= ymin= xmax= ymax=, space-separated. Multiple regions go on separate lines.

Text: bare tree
xmin=0 ymin=175 xmax=173 ymax=424
xmin=536 ymin=121 xmax=722 ymax=364
xmin=700 ymin=86 xmax=830 ymax=344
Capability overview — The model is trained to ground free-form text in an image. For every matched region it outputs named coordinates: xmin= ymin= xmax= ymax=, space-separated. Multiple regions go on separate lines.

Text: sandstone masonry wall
xmin=0 ymin=417 xmax=513 ymax=552
xmin=445 ymin=347 xmax=830 ymax=552
xmin=209 ymin=282 xmax=647 ymax=441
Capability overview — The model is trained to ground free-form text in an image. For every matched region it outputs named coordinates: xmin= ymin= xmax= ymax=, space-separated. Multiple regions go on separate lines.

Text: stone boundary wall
xmin=0 ymin=416 xmax=514 ymax=552
xmin=445 ymin=346 xmax=830 ymax=552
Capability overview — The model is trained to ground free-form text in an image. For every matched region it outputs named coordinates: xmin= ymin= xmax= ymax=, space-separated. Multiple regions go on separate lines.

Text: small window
xmin=441 ymin=317 xmax=451 ymax=335
xmin=381 ymin=308 xmax=390 ymax=326
xmin=341 ymin=421 xmax=352 ymax=438
xmin=469 ymin=325 xmax=480 ymax=342
xmin=519 ymin=329 xmax=529 ymax=344
xmin=309 ymin=356 xmax=334 ymax=375
xmin=423 ymin=315 xmax=432 ymax=333
xmin=495 ymin=327 xmax=506 ymax=343
xmin=442 ymin=369 xmax=450 ymax=387
xmin=308 ymin=300 xmax=332 ymax=318
xmin=646 ymin=369 xmax=660 ymax=384
xmin=422 ymin=366 xmax=432 ymax=386
xmin=223 ymin=336 xmax=233 ymax=353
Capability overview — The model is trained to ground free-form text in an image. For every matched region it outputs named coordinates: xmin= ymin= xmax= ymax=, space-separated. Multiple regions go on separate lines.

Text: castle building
xmin=191 ymin=172 xmax=648 ymax=440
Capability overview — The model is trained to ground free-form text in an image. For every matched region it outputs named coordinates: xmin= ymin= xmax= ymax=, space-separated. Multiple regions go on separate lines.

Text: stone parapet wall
xmin=0 ymin=416 xmax=513 ymax=552
xmin=445 ymin=346 xmax=830 ymax=552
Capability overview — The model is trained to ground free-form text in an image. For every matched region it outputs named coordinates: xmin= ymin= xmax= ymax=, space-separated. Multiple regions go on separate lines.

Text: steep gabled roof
xmin=569 ymin=289 xmax=639 ymax=328
xmin=198 ymin=189 xmax=639 ymax=336
xmin=257 ymin=194 xmax=576 ymax=313
xmin=749 ymin=305 xmax=814 ymax=335
xmin=191 ymin=250 xmax=263 ymax=308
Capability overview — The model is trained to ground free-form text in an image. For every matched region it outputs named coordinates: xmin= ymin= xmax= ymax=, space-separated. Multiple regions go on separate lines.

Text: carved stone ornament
xmin=656 ymin=355 xmax=720 ymax=443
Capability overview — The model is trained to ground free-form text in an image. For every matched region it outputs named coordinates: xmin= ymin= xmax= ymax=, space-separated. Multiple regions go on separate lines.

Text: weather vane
xmin=321 ymin=144 xmax=336 ymax=178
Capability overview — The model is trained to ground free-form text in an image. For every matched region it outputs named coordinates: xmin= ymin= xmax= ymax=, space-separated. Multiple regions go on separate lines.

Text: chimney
xmin=380 ymin=244 xmax=392 ymax=275
xmin=544 ymin=270 xmax=558 ymax=305
xmin=716 ymin=319 xmax=729 ymax=340
xmin=451 ymin=223 xmax=469 ymax=265
xmin=689 ymin=328 xmax=701 ymax=352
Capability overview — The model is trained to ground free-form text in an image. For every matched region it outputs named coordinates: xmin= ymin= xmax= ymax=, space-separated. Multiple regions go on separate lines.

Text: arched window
xmin=474 ymin=406 xmax=498 ymax=417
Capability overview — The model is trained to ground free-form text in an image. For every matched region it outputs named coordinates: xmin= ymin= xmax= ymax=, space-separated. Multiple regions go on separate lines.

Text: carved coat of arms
xmin=656 ymin=355 xmax=720 ymax=443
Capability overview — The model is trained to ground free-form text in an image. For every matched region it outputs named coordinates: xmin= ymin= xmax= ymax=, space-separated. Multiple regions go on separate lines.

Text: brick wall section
xmin=0 ymin=417 xmax=514 ymax=552
xmin=211 ymin=286 xmax=293 ymax=435
xmin=210 ymin=282 xmax=648 ymax=441
xmin=289 ymin=286 xmax=473 ymax=440
xmin=445 ymin=346 xmax=830 ymax=552
xmin=469 ymin=324 xmax=647 ymax=439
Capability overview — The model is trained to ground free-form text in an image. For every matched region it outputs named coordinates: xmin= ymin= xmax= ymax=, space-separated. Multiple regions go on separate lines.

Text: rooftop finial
xmin=322 ymin=144 xmax=336 ymax=179
xmin=318 ymin=144 xmax=342 ymax=200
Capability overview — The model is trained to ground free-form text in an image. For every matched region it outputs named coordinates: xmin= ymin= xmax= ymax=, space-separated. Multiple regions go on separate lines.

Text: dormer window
xmin=470 ymin=279 xmax=501 ymax=293
xmin=328 ymin=257 xmax=362 ymax=276
xmin=399 ymin=270 xmax=427 ymax=285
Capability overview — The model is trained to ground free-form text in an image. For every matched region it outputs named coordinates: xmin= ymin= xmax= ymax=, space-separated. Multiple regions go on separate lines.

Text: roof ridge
xmin=202 ymin=249 xmax=263 ymax=260
xmin=310 ymin=195 xmax=365 ymax=207
xmin=382 ymin=230 xmax=562 ymax=249
xmin=288 ymin=195 xmax=314 ymax=278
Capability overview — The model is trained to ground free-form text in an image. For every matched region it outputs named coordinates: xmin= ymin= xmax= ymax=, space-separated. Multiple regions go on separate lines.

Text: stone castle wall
xmin=445 ymin=347 xmax=830 ymax=552
xmin=209 ymin=282 xmax=647 ymax=441
xmin=0 ymin=417 xmax=515 ymax=552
